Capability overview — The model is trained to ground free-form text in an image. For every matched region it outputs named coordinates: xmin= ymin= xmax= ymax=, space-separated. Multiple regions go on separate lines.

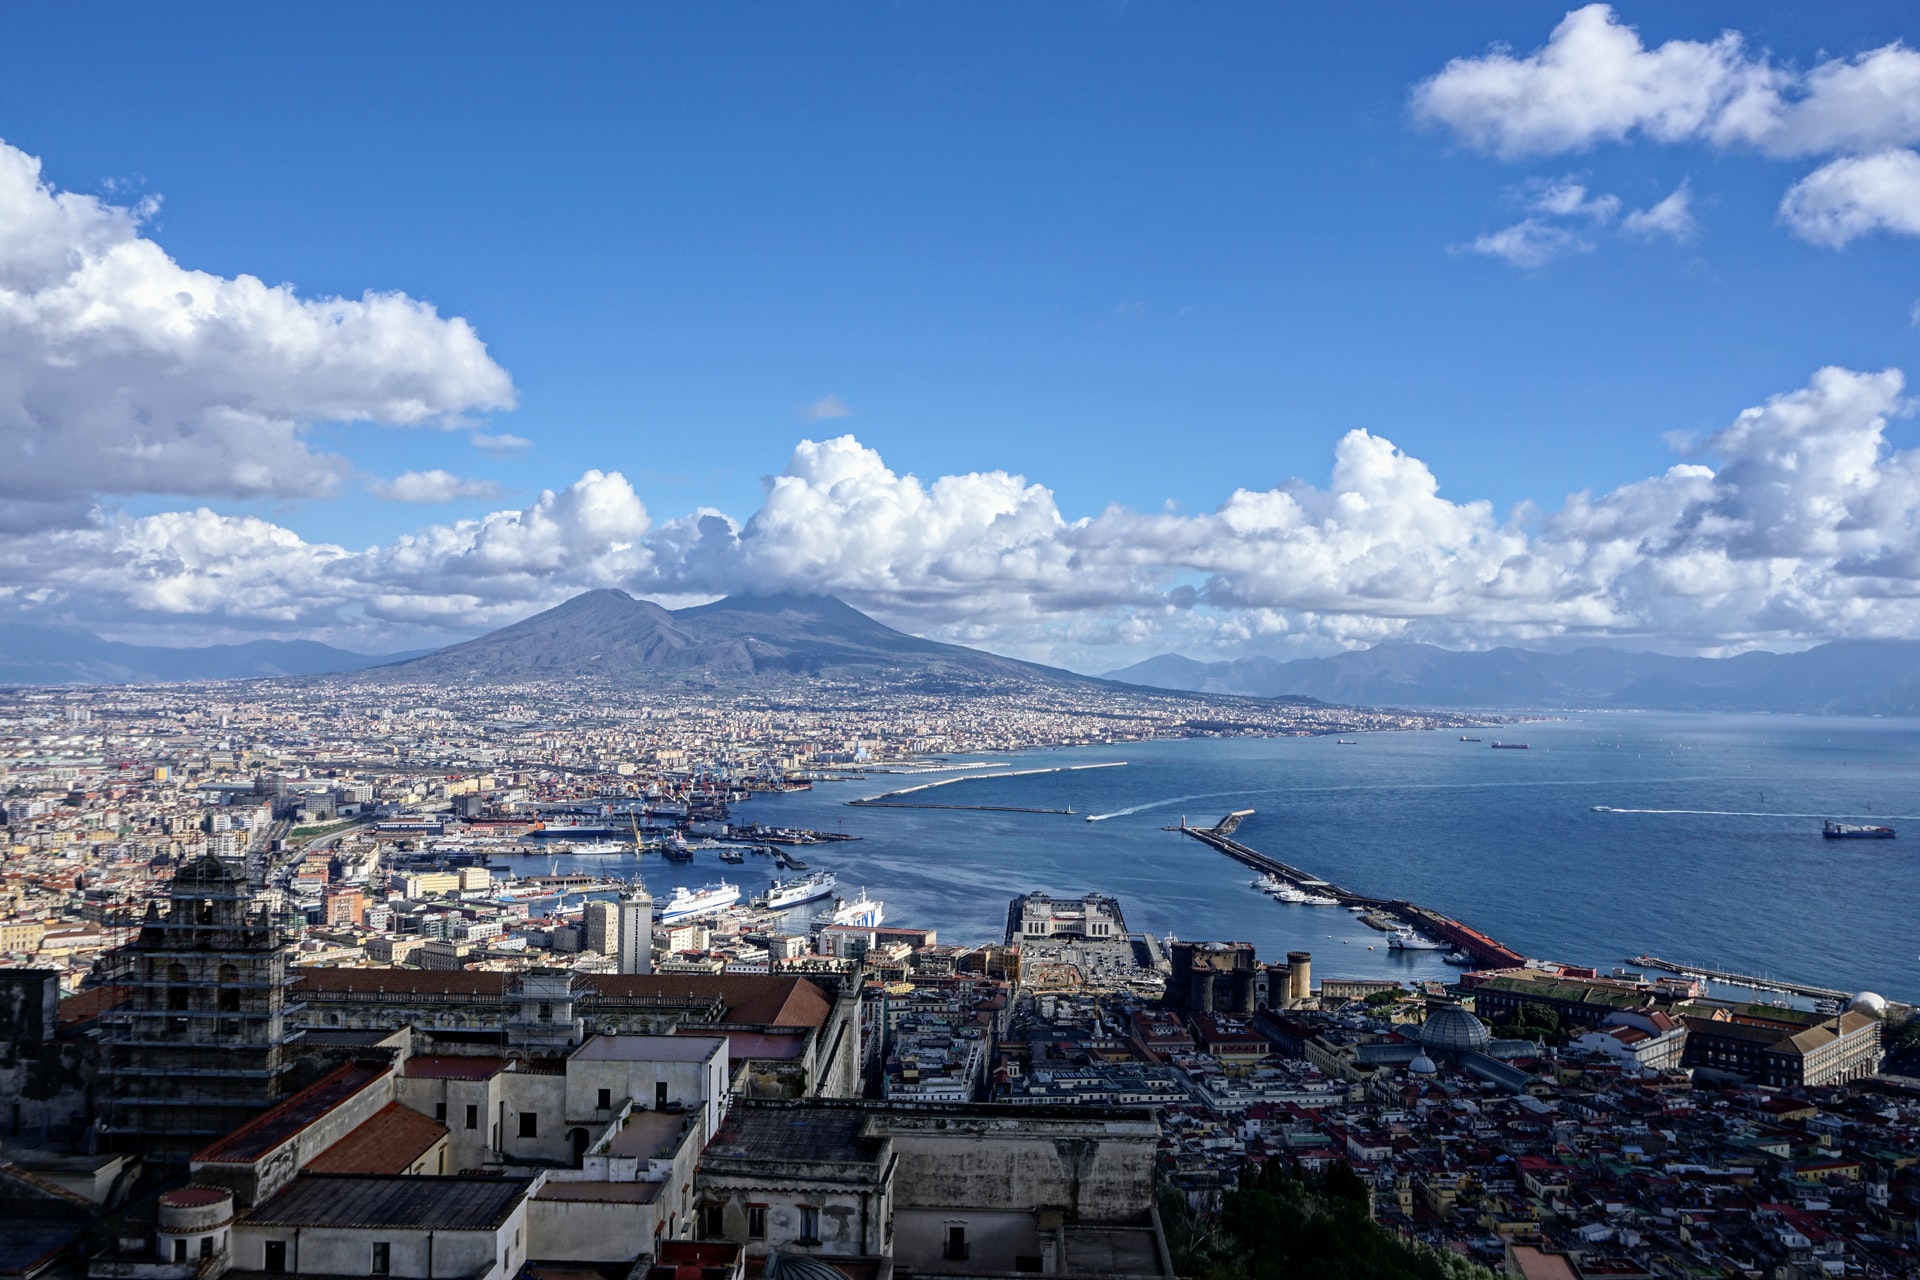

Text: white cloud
xmin=1414 ymin=5 xmax=1920 ymax=160
xmin=369 ymin=470 xmax=507 ymax=503
xmin=0 ymin=137 xmax=515 ymax=528
xmin=1529 ymin=177 xmax=1620 ymax=222
xmin=1622 ymin=181 xmax=1696 ymax=239
xmin=1779 ymin=149 xmax=1920 ymax=246
xmin=13 ymin=370 xmax=1920 ymax=663
xmin=801 ymin=393 xmax=853 ymax=422
xmin=472 ymin=431 xmax=532 ymax=453
xmin=1453 ymin=219 xmax=1592 ymax=268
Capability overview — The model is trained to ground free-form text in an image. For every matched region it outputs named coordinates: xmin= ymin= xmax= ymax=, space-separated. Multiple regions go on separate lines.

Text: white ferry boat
xmin=756 ymin=870 xmax=838 ymax=910
xmin=655 ymin=880 xmax=741 ymax=924
xmin=1387 ymin=927 xmax=1444 ymax=950
xmin=826 ymin=889 xmax=884 ymax=928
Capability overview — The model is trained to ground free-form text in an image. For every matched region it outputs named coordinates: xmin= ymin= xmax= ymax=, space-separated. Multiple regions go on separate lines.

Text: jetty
xmin=1178 ymin=812 xmax=1530 ymax=970
xmin=1628 ymin=954 xmax=1850 ymax=1002
xmin=848 ymin=761 xmax=1126 ymax=806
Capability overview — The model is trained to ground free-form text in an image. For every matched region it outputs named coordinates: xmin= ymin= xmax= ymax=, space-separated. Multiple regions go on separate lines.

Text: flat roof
xmin=607 ymin=1110 xmax=692 ymax=1162
xmin=705 ymin=1031 xmax=809 ymax=1061
xmin=703 ymin=1105 xmax=879 ymax=1168
xmin=404 ymin=1055 xmax=510 ymax=1080
xmin=535 ymin=1181 xmax=662 ymax=1205
xmin=244 ymin=1174 xmax=533 ymax=1231
xmin=575 ymin=1034 xmax=725 ymax=1064
xmin=193 ymin=1064 xmax=388 ymax=1164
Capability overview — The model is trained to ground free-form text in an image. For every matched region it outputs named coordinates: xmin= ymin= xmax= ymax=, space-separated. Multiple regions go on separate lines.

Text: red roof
xmin=305 ymin=1103 xmax=449 ymax=1175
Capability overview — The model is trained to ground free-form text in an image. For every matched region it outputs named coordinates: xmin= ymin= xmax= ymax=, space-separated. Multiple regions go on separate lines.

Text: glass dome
xmin=1419 ymin=1004 xmax=1492 ymax=1055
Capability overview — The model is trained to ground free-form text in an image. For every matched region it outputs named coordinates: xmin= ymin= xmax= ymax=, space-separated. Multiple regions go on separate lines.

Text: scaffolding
xmin=94 ymin=853 xmax=305 ymax=1158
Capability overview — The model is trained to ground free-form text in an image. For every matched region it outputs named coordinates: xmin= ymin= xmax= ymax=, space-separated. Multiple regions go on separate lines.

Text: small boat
xmin=1299 ymin=892 xmax=1340 ymax=907
xmin=1459 ymin=736 xmax=1481 ymax=743
xmin=1271 ymin=883 xmax=1309 ymax=904
xmin=717 ymin=847 xmax=745 ymax=864
xmin=1336 ymin=739 xmax=1359 ymax=746
xmin=1823 ymin=820 xmax=1895 ymax=839
xmin=1591 ymin=805 xmax=1614 ymax=812
xmin=1442 ymin=950 xmax=1474 ymax=966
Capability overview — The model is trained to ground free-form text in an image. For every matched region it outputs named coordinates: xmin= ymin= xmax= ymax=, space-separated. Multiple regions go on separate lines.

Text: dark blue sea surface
xmin=501 ymin=713 xmax=1920 ymax=1001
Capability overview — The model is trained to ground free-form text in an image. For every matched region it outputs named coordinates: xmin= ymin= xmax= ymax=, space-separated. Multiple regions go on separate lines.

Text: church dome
xmin=1419 ymin=1003 xmax=1492 ymax=1055
xmin=1408 ymin=1053 xmax=1438 ymax=1075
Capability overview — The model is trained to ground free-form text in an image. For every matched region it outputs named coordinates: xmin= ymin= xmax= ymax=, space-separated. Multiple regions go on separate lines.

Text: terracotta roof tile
xmin=305 ymin=1103 xmax=448 ymax=1175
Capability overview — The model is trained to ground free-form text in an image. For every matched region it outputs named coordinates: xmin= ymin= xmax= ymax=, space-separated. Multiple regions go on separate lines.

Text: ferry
xmin=1387 ymin=927 xmax=1445 ymax=950
xmin=1459 ymin=736 xmax=1481 ymax=742
xmin=1823 ymin=820 xmax=1895 ymax=839
xmin=756 ymin=870 xmax=838 ymax=911
xmin=654 ymin=881 xmax=741 ymax=924
xmin=826 ymin=889 xmax=884 ymax=928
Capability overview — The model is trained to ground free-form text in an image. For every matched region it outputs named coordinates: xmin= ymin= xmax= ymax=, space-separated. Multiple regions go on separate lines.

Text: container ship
xmin=654 ymin=880 xmax=741 ymax=923
xmin=755 ymin=870 xmax=838 ymax=911
xmin=1823 ymin=820 xmax=1895 ymax=839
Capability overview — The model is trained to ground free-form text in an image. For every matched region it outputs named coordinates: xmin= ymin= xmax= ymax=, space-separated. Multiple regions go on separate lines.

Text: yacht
xmin=1386 ymin=927 xmax=1444 ymax=950
xmin=1299 ymin=891 xmax=1340 ymax=907
xmin=1270 ymin=882 xmax=1309 ymax=904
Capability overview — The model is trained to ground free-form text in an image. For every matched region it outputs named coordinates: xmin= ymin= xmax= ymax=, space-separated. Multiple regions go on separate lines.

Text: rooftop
xmin=192 ymin=1063 xmax=388 ymax=1164
xmin=702 ymin=1103 xmax=881 ymax=1168
xmin=304 ymin=1104 xmax=448 ymax=1175
xmin=575 ymin=1033 xmax=726 ymax=1064
xmin=404 ymin=1055 xmax=510 ymax=1080
xmin=607 ymin=1110 xmax=694 ymax=1162
xmin=243 ymin=1174 xmax=533 ymax=1231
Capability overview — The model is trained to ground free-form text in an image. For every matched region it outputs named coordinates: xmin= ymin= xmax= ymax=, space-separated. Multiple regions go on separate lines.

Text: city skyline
xmin=5 ymin=5 xmax=1920 ymax=669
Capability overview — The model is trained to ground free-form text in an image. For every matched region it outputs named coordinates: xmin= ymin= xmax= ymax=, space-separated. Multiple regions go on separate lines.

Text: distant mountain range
xmin=357 ymin=589 xmax=1115 ymax=692
xmin=0 ymin=622 xmax=419 ymax=686
xmin=1104 ymin=640 xmax=1920 ymax=715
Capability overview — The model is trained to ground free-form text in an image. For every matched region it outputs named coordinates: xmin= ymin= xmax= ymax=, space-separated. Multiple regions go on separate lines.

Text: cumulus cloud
xmin=12 ymin=369 xmax=1920 ymax=663
xmin=369 ymin=470 xmax=507 ymax=503
xmin=1416 ymin=7 xmax=1920 ymax=253
xmin=1622 ymin=181 xmax=1696 ymax=239
xmin=1453 ymin=219 xmax=1592 ymax=268
xmin=0 ymin=137 xmax=515 ymax=528
xmin=1414 ymin=6 xmax=1920 ymax=159
xmin=1529 ymin=177 xmax=1620 ymax=222
xmin=1779 ymin=150 xmax=1920 ymax=246
xmin=801 ymin=393 xmax=853 ymax=422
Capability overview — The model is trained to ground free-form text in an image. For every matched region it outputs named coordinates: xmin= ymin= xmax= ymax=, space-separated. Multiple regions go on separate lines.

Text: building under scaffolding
xmin=94 ymin=852 xmax=303 ymax=1159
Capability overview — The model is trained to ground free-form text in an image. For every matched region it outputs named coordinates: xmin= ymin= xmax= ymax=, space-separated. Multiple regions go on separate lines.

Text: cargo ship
xmin=654 ymin=880 xmax=741 ymax=923
xmin=756 ymin=870 xmax=838 ymax=910
xmin=1490 ymin=742 xmax=1529 ymax=750
xmin=1823 ymin=820 xmax=1895 ymax=839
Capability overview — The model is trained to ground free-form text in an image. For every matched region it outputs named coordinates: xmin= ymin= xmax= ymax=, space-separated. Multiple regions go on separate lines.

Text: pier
xmin=1628 ymin=954 xmax=1851 ymax=1002
xmin=1178 ymin=812 xmax=1530 ymax=970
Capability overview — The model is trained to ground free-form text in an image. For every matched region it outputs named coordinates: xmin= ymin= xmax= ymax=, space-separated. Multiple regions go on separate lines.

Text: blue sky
xmin=4 ymin=4 xmax=1920 ymax=665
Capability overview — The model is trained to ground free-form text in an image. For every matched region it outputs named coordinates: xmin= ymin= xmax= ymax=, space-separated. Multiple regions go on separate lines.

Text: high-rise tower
xmin=617 ymin=884 xmax=653 ymax=975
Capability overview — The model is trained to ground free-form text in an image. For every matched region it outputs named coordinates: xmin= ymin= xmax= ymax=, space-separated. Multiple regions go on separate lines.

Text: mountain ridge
xmin=1103 ymin=639 xmax=1920 ymax=715
xmin=0 ymin=622 xmax=421 ymax=686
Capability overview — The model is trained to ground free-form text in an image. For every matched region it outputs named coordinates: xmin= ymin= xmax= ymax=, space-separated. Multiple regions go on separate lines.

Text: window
xmin=371 ymin=1242 xmax=390 ymax=1275
xmin=596 ymin=1087 xmax=611 ymax=1111
xmin=518 ymin=1111 xmax=538 ymax=1139
xmin=699 ymin=1203 xmax=724 ymax=1238
xmin=538 ymin=1001 xmax=553 ymax=1022
xmin=264 ymin=1240 xmax=288 ymax=1273
xmin=945 ymin=1225 xmax=969 ymax=1261
xmin=746 ymin=1205 xmax=767 ymax=1240
xmin=200 ymin=1238 xmax=214 ymax=1259
xmin=798 ymin=1206 xmax=820 ymax=1245
xmin=465 ymin=1104 xmax=479 ymax=1130
xmin=435 ymin=1102 xmax=447 ymax=1124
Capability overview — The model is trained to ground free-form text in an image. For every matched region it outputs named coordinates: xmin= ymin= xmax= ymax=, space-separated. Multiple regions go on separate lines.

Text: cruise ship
xmin=654 ymin=880 xmax=740 ymax=924
xmin=826 ymin=889 xmax=884 ymax=928
xmin=756 ymin=870 xmax=838 ymax=910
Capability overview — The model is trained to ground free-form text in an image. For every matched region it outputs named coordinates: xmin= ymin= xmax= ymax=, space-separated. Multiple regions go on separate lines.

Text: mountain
xmin=365 ymin=589 xmax=1111 ymax=691
xmin=1103 ymin=639 xmax=1920 ymax=715
xmin=0 ymin=622 xmax=421 ymax=686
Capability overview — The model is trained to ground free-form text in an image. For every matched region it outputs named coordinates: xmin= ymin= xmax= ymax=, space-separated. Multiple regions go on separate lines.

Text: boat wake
xmin=1085 ymin=792 xmax=1242 ymax=822
xmin=1594 ymin=806 xmax=1920 ymax=820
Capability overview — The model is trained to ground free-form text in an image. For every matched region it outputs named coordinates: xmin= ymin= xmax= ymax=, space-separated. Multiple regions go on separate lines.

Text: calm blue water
xmin=499 ymin=713 xmax=1920 ymax=1001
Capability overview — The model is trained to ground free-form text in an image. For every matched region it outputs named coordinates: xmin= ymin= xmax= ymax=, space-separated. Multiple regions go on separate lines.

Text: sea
xmin=492 ymin=712 xmax=1920 ymax=1003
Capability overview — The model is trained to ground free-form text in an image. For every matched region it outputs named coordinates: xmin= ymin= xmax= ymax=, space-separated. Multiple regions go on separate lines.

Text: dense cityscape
xmin=1 ymin=678 xmax=1915 ymax=1280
